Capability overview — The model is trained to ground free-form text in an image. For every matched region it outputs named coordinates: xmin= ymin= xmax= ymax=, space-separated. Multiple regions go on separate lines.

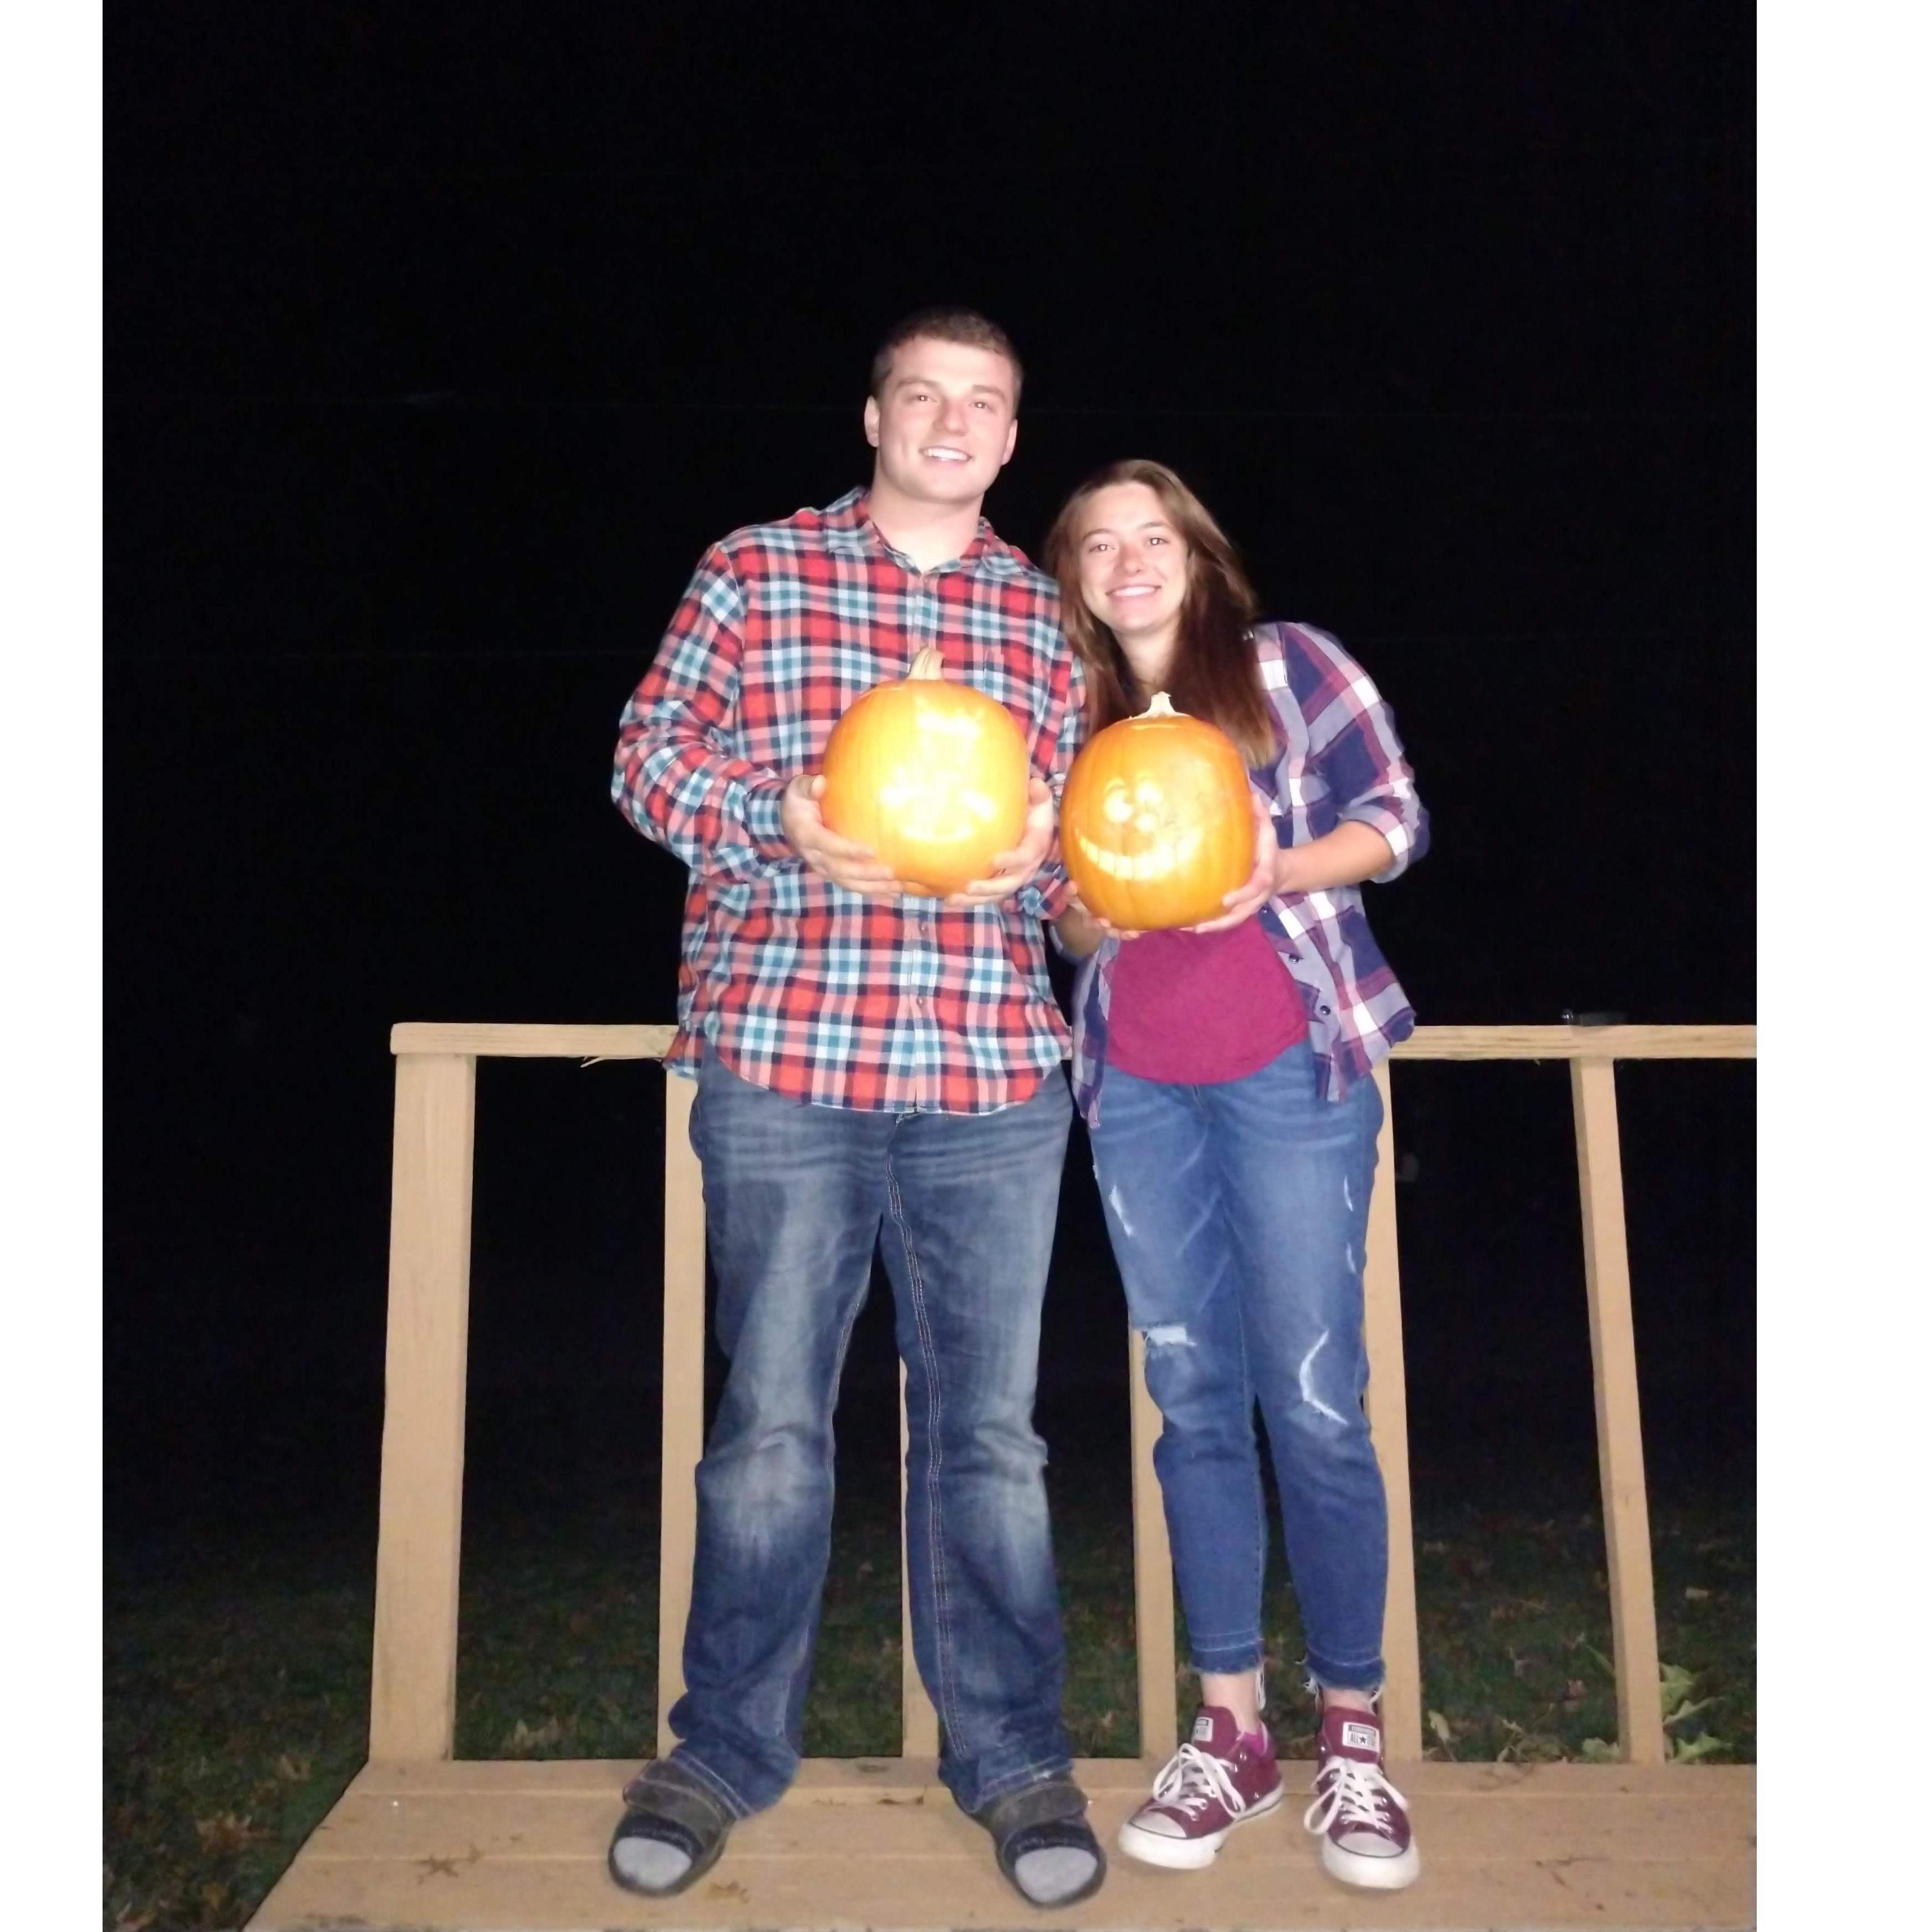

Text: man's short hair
xmin=867 ymin=307 xmax=1024 ymax=406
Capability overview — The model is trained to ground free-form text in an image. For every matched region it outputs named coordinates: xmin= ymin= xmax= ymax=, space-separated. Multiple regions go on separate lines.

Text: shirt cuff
xmin=1340 ymin=806 xmax=1413 ymax=884
xmin=743 ymin=775 xmax=800 ymax=865
xmin=1019 ymin=864 xmax=1073 ymax=922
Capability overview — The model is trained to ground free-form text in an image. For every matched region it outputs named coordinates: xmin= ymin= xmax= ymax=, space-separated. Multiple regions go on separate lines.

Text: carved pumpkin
xmin=820 ymin=647 xmax=1033 ymax=896
xmin=1061 ymin=693 xmax=1256 ymax=930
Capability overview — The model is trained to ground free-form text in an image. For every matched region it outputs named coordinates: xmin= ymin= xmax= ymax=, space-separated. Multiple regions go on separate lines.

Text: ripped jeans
xmin=1090 ymin=1038 xmax=1388 ymax=1691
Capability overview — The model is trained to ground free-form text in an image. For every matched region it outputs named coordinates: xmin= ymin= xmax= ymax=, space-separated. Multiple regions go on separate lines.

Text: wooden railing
xmin=371 ymin=1021 xmax=1755 ymax=1774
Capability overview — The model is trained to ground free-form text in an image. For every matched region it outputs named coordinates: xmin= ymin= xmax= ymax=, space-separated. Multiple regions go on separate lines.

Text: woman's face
xmin=1074 ymin=481 xmax=1190 ymax=653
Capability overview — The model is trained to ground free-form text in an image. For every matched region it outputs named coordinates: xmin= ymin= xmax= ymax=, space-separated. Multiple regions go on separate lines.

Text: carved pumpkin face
xmin=820 ymin=649 xmax=1032 ymax=896
xmin=1062 ymin=697 xmax=1254 ymax=930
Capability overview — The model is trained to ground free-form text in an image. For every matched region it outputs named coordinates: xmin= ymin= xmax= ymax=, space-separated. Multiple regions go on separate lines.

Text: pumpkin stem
xmin=1141 ymin=691 xmax=1179 ymax=717
xmin=908 ymin=646 xmax=947 ymax=681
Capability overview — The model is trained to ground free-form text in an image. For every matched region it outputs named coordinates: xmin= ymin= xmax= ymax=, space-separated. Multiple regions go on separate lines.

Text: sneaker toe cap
xmin=1334 ymin=1824 xmax=1408 ymax=1857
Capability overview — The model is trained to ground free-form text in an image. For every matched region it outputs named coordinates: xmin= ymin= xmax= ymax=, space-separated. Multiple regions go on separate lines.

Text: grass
xmin=105 ymin=1445 xmax=1752 ymax=1931
xmin=104 ymin=1535 xmax=376 ymax=1932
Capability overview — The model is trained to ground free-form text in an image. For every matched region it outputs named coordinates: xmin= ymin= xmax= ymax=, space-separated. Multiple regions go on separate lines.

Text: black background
xmin=104 ymin=2 xmax=1753 ymax=1537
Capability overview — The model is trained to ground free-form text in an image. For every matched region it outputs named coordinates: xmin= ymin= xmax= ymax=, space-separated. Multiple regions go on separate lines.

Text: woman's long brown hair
xmin=1042 ymin=459 xmax=1277 ymax=767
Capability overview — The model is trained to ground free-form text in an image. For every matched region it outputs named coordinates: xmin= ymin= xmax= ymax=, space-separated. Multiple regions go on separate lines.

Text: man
xmin=607 ymin=308 xmax=1103 ymax=1909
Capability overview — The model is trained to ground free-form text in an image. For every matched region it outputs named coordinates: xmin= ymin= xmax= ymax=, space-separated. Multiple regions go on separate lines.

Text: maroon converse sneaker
xmin=1302 ymin=1701 xmax=1420 ymax=1890
xmin=1116 ymin=1705 xmax=1283 ymax=1870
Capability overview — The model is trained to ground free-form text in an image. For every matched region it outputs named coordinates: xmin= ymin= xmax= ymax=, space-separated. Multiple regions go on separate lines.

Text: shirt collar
xmin=820 ymin=486 xmax=1026 ymax=578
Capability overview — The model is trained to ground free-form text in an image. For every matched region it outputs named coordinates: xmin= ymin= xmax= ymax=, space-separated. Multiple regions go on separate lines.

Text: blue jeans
xmin=667 ymin=1057 xmax=1076 ymax=1817
xmin=1090 ymin=1039 xmax=1388 ymax=1692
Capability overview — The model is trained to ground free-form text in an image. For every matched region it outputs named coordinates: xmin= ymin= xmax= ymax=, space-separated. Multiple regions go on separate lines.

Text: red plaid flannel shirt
xmin=613 ymin=488 xmax=1083 ymax=1112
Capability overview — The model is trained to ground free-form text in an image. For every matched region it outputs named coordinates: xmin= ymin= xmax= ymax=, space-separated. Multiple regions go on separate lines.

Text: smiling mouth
xmin=1111 ymin=584 xmax=1160 ymax=597
xmin=922 ymin=447 xmax=970 ymax=463
xmin=1074 ymin=826 xmax=1203 ymax=880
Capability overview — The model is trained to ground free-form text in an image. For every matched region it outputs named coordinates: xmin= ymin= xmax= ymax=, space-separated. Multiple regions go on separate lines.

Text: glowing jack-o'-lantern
xmin=1061 ymin=693 xmax=1256 ymax=931
xmin=819 ymin=647 xmax=1032 ymax=896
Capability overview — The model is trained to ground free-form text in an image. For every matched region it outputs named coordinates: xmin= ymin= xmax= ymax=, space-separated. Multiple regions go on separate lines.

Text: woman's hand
xmin=1186 ymin=790 xmax=1280 ymax=934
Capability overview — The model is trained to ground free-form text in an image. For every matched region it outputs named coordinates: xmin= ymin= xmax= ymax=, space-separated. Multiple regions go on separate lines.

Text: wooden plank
xmin=1393 ymin=1024 xmax=1755 ymax=1061
xmin=368 ymin=1052 xmax=476 ymax=1761
xmin=303 ymin=1779 xmax=1754 ymax=1864
xmin=254 ymin=1852 xmax=1752 ymax=1932
xmin=251 ymin=1761 xmax=1755 ymax=1932
xmin=1363 ymin=1063 xmax=1422 ymax=1760
xmin=385 ymin=1021 xmax=1755 ymax=1064
xmin=1128 ymin=1329 xmax=1178 ymax=1764
xmin=898 ymin=1362 xmax=941 ymax=1755
xmin=1570 ymin=1059 xmax=1666 ymax=1764
xmin=656 ymin=1069 xmax=705 ymax=1760
xmin=348 ymin=1753 xmax=1752 ymax=1799
xmin=392 ymin=1021 xmax=680 ymax=1059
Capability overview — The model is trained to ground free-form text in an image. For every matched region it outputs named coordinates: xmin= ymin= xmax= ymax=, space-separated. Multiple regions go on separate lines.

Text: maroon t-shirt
xmin=1104 ymin=917 xmax=1310 ymax=1085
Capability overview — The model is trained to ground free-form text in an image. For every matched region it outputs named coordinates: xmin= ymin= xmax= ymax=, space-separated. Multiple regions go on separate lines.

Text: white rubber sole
xmin=1115 ymin=1785 xmax=1284 ymax=1870
xmin=1318 ymin=1834 xmax=1422 ymax=1891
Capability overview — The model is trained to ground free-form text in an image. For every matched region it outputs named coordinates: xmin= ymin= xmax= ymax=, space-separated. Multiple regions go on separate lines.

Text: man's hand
xmin=1186 ymin=790 xmax=1281 ymax=934
xmin=781 ymin=774 xmax=904 ymax=900
xmin=944 ymin=777 xmax=1057 ymax=908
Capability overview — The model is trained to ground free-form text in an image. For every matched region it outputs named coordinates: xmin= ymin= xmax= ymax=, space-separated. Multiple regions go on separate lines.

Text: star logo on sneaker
xmin=1340 ymin=1721 xmax=1381 ymax=1753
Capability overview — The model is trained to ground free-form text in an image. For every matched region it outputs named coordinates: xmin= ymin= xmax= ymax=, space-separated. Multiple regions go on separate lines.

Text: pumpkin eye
xmin=1133 ymin=811 xmax=1160 ymax=834
xmin=1102 ymin=786 xmax=1136 ymax=825
xmin=1134 ymin=780 xmax=1166 ymax=808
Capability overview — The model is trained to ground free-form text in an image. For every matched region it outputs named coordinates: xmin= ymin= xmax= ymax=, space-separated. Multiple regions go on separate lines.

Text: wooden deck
xmin=250 ymin=1756 xmax=1755 ymax=1930
xmin=245 ymin=1021 xmax=1755 ymax=1931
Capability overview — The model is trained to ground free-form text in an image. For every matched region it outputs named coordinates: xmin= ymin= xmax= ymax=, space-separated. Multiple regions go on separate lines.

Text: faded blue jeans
xmin=1090 ymin=1039 xmax=1389 ymax=1692
xmin=665 ymin=1056 xmax=1076 ymax=1818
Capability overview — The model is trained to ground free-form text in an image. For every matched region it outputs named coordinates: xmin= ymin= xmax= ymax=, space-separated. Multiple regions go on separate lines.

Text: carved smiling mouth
xmin=1072 ymin=826 xmax=1204 ymax=881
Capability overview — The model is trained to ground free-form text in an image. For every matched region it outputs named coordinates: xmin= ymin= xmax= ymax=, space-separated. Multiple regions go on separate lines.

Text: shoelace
xmin=1150 ymin=1742 xmax=1252 ymax=1819
xmin=1302 ymin=1754 xmax=1409 ymax=1838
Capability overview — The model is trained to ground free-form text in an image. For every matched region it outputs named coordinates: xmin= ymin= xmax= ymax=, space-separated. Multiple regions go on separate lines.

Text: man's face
xmin=863 ymin=338 xmax=1020 ymax=508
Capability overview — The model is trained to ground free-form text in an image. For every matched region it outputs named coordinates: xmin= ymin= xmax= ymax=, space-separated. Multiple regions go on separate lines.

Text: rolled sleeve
xmin=1306 ymin=650 xmax=1429 ymax=885
xmin=1341 ymin=776 xmax=1429 ymax=883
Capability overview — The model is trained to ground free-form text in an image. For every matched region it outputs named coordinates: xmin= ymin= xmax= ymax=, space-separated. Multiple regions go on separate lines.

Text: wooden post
xmin=898 ymin=1366 xmax=941 ymax=1757
xmin=1570 ymin=1058 xmax=1666 ymax=1764
xmin=656 ymin=1071 xmax=706 ymax=1760
xmin=1363 ymin=1062 xmax=1423 ymax=1760
xmin=369 ymin=1052 xmax=477 ymax=1760
xmin=1128 ymin=1331 xmax=1179 ymax=1764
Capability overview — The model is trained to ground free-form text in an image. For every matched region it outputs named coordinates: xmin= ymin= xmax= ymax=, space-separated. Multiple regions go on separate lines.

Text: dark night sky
xmin=103 ymin=3 xmax=1754 ymax=1523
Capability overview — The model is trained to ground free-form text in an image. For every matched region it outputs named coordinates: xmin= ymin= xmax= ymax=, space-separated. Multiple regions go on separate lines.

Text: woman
xmin=1043 ymin=461 xmax=1429 ymax=1891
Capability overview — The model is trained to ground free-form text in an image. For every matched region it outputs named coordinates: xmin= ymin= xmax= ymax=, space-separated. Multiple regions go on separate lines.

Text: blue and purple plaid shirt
xmin=1070 ymin=620 xmax=1429 ymax=1120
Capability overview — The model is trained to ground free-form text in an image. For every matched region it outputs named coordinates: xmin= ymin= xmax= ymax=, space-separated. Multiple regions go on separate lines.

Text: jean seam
xmin=1190 ymin=1646 xmax=1266 ymax=1674
xmin=973 ymin=1752 xmax=1075 ymax=1811
xmin=825 ymin=1278 xmax=871 ymax=1468
xmin=666 ymin=1749 xmax=754 ymax=1821
xmin=1306 ymin=1663 xmax=1387 ymax=1695
xmin=1235 ymin=1289 xmax=1263 ymax=1629
xmin=883 ymin=1151 xmax=961 ymax=1752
